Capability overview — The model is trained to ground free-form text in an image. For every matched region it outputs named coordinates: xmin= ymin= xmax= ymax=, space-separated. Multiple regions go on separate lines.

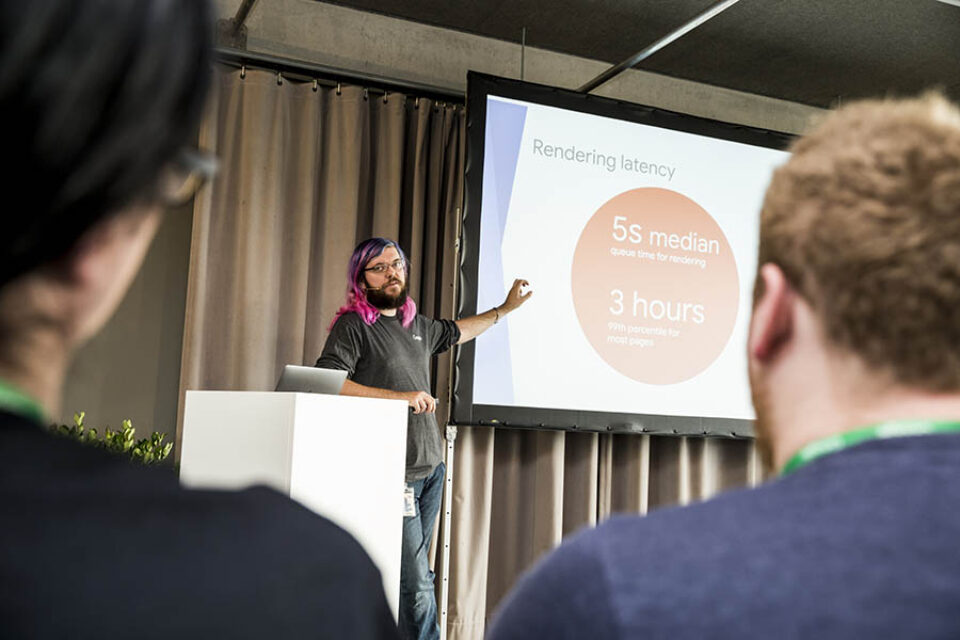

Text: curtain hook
xmin=363 ymin=88 xmax=368 ymax=101
xmin=312 ymin=79 xmax=318 ymax=92
xmin=336 ymin=82 xmax=341 ymax=96
xmin=240 ymin=65 xmax=246 ymax=79
xmin=277 ymin=71 xmax=283 ymax=86
xmin=383 ymin=91 xmax=389 ymax=104
xmin=414 ymin=96 xmax=420 ymax=109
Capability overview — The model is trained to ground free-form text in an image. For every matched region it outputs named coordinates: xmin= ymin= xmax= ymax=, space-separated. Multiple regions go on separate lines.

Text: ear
xmin=59 ymin=212 xmax=149 ymax=286
xmin=58 ymin=220 xmax=114 ymax=286
xmin=55 ymin=208 xmax=160 ymax=341
xmin=749 ymin=263 xmax=795 ymax=363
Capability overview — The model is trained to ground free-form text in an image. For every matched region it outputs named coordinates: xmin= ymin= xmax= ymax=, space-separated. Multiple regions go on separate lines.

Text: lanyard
xmin=0 ymin=379 xmax=45 ymax=424
xmin=781 ymin=420 xmax=960 ymax=476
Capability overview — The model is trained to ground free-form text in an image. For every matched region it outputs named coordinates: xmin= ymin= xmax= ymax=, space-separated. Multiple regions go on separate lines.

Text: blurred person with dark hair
xmin=0 ymin=1 xmax=397 ymax=638
xmin=488 ymin=94 xmax=960 ymax=639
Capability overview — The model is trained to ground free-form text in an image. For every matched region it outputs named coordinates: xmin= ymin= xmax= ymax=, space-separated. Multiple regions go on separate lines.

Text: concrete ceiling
xmin=317 ymin=0 xmax=960 ymax=108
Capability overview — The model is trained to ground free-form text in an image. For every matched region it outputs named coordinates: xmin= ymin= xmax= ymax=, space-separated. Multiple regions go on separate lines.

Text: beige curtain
xmin=178 ymin=67 xmax=462 ymax=435
xmin=446 ymin=429 xmax=764 ymax=639
xmin=178 ymin=66 xmax=765 ymax=640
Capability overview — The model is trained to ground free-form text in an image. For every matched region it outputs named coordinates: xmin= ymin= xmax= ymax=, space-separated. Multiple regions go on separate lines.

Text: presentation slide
xmin=469 ymin=86 xmax=790 ymax=424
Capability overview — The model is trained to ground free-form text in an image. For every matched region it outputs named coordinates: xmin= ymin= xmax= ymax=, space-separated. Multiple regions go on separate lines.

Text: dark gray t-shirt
xmin=316 ymin=312 xmax=460 ymax=481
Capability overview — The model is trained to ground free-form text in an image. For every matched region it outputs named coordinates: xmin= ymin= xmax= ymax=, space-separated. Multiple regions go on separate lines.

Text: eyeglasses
xmin=156 ymin=148 xmax=220 ymax=208
xmin=364 ymin=258 xmax=405 ymax=275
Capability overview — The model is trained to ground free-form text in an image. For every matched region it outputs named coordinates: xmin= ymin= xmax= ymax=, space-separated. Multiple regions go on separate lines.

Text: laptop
xmin=274 ymin=365 xmax=348 ymax=395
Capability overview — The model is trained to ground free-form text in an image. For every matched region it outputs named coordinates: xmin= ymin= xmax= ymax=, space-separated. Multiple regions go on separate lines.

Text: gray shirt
xmin=316 ymin=312 xmax=460 ymax=481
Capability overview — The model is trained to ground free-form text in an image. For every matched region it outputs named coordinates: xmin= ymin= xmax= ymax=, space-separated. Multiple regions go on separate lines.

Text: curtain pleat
xmin=179 ymin=67 xmax=763 ymax=640
xmin=561 ymin=432 xmax=599 ymax=534
xmin=445 ymin=427 xmax=495 ymax=640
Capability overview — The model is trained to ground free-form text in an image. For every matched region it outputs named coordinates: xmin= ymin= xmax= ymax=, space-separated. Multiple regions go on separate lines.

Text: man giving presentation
xmin=316 ymin=237 xmax=531 ymax=640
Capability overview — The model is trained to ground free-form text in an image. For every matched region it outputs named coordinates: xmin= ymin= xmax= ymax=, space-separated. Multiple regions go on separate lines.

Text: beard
xmin=748 ymin=363 xmax=776 ymax=474
xmin=366 ymin=280 xmax=408 ymax=310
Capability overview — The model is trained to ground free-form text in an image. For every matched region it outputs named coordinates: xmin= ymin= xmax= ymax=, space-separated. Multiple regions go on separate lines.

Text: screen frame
xmin=452 ymin=71 xmax=794 ymax=438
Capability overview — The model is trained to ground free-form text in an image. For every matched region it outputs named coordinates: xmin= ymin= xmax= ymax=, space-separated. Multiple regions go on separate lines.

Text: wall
xmin=60 ymin=0 xmax=823 ymax=447
xmin=60 ymin=205 xmax=193 ymax=441
xmin=216 ymin=0 xmax=822 ymax=134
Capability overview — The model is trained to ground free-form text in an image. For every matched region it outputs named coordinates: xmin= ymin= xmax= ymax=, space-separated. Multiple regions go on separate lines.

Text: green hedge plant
xmin=55 ymin=411 xmax=173 ymax=464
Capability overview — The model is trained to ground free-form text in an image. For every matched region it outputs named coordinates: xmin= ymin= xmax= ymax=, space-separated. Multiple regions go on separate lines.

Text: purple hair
xmin=330 ymin=238 xmax=417 ymax=330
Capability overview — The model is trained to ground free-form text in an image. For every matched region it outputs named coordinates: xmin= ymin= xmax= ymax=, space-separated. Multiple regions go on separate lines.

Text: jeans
xmin=399 ymin=462 xmax=445 ymax=640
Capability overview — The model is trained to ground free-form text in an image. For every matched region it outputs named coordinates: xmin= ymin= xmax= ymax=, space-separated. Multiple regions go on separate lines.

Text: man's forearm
xmin=456 ymin=306 xmax=501 ymax=344
xmin=340 ymin=379 xmax=406 ymax=401
xmin=456 ymin=278 xmax=532 ymax=344
xmin=340 ymin=379 xmax=437 ymax=414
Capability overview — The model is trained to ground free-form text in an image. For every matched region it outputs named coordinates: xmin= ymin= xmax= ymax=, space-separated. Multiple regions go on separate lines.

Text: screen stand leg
xmin=439 ymin=425 xmax=457 ymax=640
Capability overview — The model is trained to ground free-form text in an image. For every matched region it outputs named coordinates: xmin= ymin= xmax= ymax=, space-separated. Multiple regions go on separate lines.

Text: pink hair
xmin=329 ymin=238 xmax=417 ymax=330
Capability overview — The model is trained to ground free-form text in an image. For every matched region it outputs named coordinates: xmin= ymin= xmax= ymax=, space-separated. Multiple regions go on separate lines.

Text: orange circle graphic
xmin=571 ymin=188 xmax=739 ymax=384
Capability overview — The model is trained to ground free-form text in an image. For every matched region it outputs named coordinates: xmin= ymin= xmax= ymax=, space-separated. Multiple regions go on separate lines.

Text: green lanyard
xmin=781 ymin=419 xmax=960 ymax=476
xmin=0 ymin=379 xmax=45 ymax=424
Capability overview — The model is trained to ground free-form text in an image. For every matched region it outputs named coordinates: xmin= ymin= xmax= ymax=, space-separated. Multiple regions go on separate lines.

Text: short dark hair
xmin=0 ymin=0 xmax=213 ymax=286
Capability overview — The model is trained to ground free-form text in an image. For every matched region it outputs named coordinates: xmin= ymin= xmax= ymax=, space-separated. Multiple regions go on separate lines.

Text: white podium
xmin=179 ymin=391 xmax=408 ymax=619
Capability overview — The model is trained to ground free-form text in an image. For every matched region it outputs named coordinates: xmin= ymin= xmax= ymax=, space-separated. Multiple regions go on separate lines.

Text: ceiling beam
xmin=216 ymin=0 xmax=261 ymax=49
xmin=577 ymin=0 xmax=743 ymax=93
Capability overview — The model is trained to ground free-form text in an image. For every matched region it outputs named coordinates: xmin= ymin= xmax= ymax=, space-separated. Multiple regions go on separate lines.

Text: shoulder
xmin=408 ymin=313 xmax=438 ymax=332
xmin=1 ymin=426 xmax=377 ymax=574
xmin=488 ymin=524 xmax=620 ymax=639
xmin=584 ymin=483 xmax=783 ymax=581
xmin=178 ymin=486 xmax=393 ymax=628
xmin=0 ymin=464 xmax=393 ymax=636
xmin=409 ymin=312 xmax=430 ymax=325
xmin=491 ymin=484 xmax=786 ymax=640
xmin=332 ymin=311 xmax=367 ymax=330
xmin=184 ymin=484 xmax=376 ymax=563
xmin=415 ymin=313 xmax=456 ymax=333
xmin=328 ymin=312 xmax=371 ymax=339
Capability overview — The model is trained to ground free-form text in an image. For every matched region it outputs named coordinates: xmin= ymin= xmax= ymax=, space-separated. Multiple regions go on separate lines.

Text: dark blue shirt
xmin=489 ymin=434 xmax=960 ymax=639
xmin=0 ymin=412 xmax=399 ymax=639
